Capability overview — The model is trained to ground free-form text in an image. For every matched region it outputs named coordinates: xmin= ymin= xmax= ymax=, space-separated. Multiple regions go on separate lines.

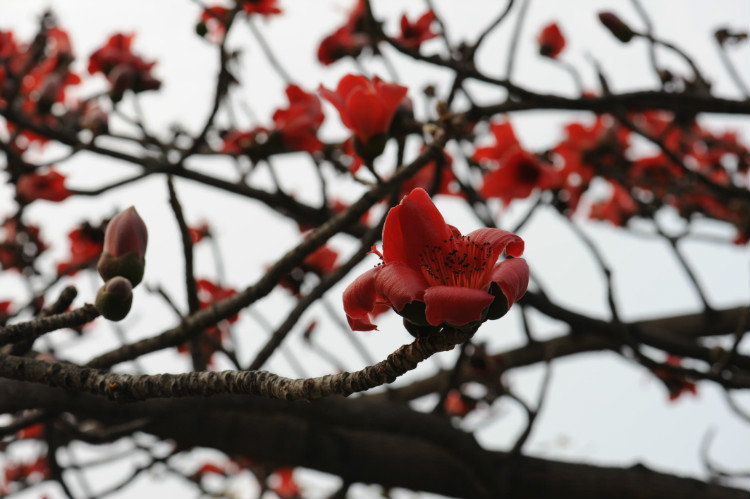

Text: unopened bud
xmin=98 ymin=206 xmax=148 ymax=286
xmin=598 ymin=12 xmax=635 ymax=43
xmin=95 ymin=276 xmax=133 ymax=321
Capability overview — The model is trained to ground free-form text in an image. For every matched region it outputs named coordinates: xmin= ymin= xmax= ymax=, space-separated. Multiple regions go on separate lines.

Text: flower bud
xmin=98 ymin=206 xmax=148 ymax=286
xmin=598 ymin=12 xmax=635 ymax=43
xmin=95 ymin=276 xmax=133 ymax=321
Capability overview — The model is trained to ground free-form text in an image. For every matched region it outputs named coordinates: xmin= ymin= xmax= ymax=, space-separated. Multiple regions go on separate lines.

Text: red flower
xmin=197 ymin=279 xmax=238 ymax=322
xmin=537 ymin=23 xmax=565 ymax=59
xmin=272 ymin=85 xmax=325 ymax=152
xmin=221 ymin=129 xmax=267 ymax=155
xmin=57 ymin=224 xmax=105 ymax=276
xmin=653 ymin=355 xmax=698 ymax=401
xmin=223 ymin=85 xmax=324 ymax=157
xmin=16 ymin=423 xmax=44 ymax=440
xmin=178 ymin=279 xmax=238 ymax=365
xmin=475 ymin=122 xmax=558 ymax=204
xmin=317 ymin=0 xmax=370 ymax=65
xmin=395 ymin=10 xmax=438 ymax=49
xmin=270 ymin=468 xmax=301 ymax=499
xmin=279 ymin=242 xmax=339 ymax=297
xmin=16 ymin=169 xmax=71 ymax=203
xmin=444 ymin=390 xmax=477 ymax=418
xmin=320 ymin=74 xmax=408 ymax=149
xmin=589 ymin=182 xmax=638 ymax=226
xmin=198 ymin=6 xmax=232 ymax=42
xmin=480 ymin=148 xmax=558 ymax=204
xmin=89 ymin=33 xmax=161 ymax=99
xmin=189 ymin=223 xmax=211 ymax=244
xmin=343 ymin=188 xmax=529 ymax=331
xmin=401 ymin=149 xmax=463 ymax=199
xmin=240 ymin=0 xmax=282 ymax=17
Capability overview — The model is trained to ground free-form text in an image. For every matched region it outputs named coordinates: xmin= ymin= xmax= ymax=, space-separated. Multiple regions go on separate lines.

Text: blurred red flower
xmin=320 ymin=74 xmax=407 ymax=152
xmin=395 ymin=10 xmax=438 ymax=49
xmin=537 ymin=22 xmax=565 ymax=58
xmin=16 ymin=169 xmax=71 ymax=203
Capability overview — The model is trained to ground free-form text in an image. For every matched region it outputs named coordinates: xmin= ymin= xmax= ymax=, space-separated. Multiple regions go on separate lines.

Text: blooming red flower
xmin=343 ymin=188 xmax=529 ymax=331
xmin=475 ymin=121 xmax=558 ymax=204
xmin=395 ymin=10 xmax=438 ymax=49
xmin=222 ymin=85 xmax=324 ymax=157
xmin=89 ymin=33 xmax=161 ymax=99
xmin=320 ymin=74 xmax=408 ymax=154
xmin=537 ymin=23 xmax=565 ymax=59
xmin=240 ymin=0 xmax=282 ymax=17
xmin=57 ymin=223 xmax=105 ymax=276
xmin=16 ymin=169 xmax=71 ymax=203
xmin=272 ymin=85 xmax=325 ymax=152
xmin=317 ymin=0 xmax=370 ymax=65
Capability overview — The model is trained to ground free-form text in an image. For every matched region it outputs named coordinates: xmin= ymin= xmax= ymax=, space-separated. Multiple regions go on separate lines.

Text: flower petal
xmin=490 ymin=258 xmax=529 ymax=307
xmin=467 ymin=227 xmax=525 ymax=259
xmin=382 ymin=188 xmax=452 ymax=269
xmin=347 ymin=86 xmax=387 ymax=142
xmin=342 ymin=267 xmax=380 ymax=329
xmin=423 ymin=286 xmax=494 ymax=326
xmin=374 ymin=261 xmax=428 ymax=312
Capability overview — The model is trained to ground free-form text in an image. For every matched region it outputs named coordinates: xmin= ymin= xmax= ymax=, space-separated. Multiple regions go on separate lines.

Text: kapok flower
xmin=88 ymin=33 xmax=161 ymax=100
xmin=320 ymin=74 xmax=408 ymax=159
xmin=56 ymin=223 xmax=105 ymax=276
xmin=316 ymin=0 xmax=370 ymax=66
xmin=475 ymin=121 xmax=558 ymax=204
xmin=343 ymin=188 xmax=529 ymax=331
xmin=16 ymin=169 xmax=71 ymax=203
xmin=240 ymin=0 xmax=282 ymax=17
xmin=537 ymin=23 xmax=566 ymax=59
xmin=395 ymin=10 xmax=438 ymax=49
xmin=272 ymin=85 xmax=325 ymax=152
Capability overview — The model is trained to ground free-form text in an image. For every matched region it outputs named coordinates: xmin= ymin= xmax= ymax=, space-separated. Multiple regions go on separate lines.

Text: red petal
xmin=347 ymin=86 xmax=387 ymax=142
xmin=423 ymin=286 xmax=494 ymax=326
xmin=347 ymin=315 xmax=378 ymax=331
xmin=467 ymin=227 xmax=525 ymax=259
xmin=319 ymin=84 xmax=351 ymax=129
xmin=374 ymin=261 xmax=427 ymax=312
xmin=343 ymin=267 xmax=379 ymax=320
xmin=372 ymin=77 xmax=408 ymax=117
xmin=382 ymin=188 xmax=452 ymax=269
xmin=490 ymin=258 xmax=529 ymax=307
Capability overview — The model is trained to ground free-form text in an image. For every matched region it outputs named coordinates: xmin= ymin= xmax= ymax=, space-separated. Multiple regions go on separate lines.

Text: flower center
xmin=418 ymin=235 xmax=493 ymax=288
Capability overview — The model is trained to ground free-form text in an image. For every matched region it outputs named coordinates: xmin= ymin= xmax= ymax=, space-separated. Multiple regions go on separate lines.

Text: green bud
xmin=95 ymin=277 xmax=133 ymax=321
